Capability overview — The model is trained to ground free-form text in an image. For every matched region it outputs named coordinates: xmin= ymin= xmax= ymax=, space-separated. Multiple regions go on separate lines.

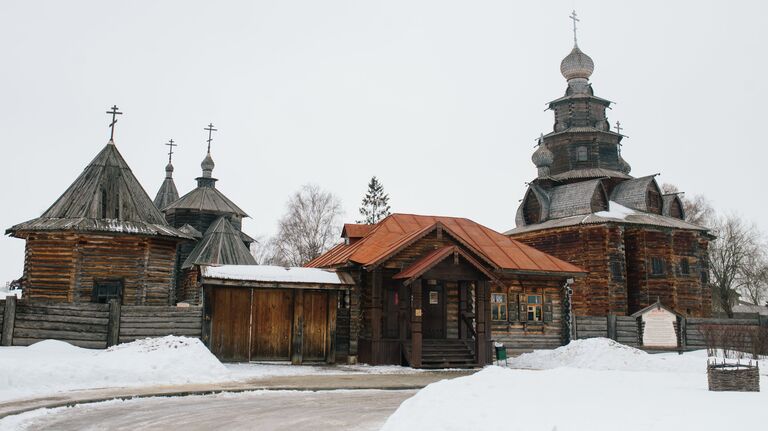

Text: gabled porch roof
xmin=393 ymin=245 xmax=500 ymax=285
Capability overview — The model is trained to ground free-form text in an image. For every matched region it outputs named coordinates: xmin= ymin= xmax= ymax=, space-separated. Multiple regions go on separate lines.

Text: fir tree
xmin=358 ymin=176 xmax=391 ymax=224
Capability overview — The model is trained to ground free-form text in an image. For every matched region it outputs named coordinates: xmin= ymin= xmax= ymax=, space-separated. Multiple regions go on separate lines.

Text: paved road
xmin=0 ymin=390 xmax=415 ymax=431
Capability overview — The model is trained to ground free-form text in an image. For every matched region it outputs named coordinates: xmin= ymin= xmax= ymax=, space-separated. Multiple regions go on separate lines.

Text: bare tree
xmin=661 ymin=183 xmax=715 ymax=226
xmin=738 ymin=246 xmax=768 ymax=306
xmin=708 ymin=214 xmax=762 ymax=317
xmin=271 ymin=184 xmax=344 ymax=266
xmin=249 ymin=235 xmax=279 ymax=266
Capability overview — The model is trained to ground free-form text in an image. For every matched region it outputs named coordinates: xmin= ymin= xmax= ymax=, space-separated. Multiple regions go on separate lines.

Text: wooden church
xmin=5 ymin=109 xmax=191 ymax=304
xmin=505 ymin=22 xmax=713 ymax=318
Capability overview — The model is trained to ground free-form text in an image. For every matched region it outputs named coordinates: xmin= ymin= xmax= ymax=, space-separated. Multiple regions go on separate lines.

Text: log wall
xmin=20 ymin=232 xmax=178 ymax=305
xmin=0 ymin=300 xmax=202 ymax=349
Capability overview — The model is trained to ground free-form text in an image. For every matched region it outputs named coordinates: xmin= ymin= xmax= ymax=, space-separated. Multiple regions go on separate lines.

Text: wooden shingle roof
xmin=182 ymin=216 xmax=257 ymax=268
xmin=610 ymin=175 xmax=659 ymax=213
xmin=163 ymin=185 xmax=248 ymax=217
xmin=153 ymin=163 xmax=180 ymax=210
xmin=6 ymin=141 xmax=189 ymax=239
xmin=306 ymin=213 xmax=585 ymax=275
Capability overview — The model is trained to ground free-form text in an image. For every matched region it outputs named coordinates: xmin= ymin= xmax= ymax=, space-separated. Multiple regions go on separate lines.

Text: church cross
xmin=165 ymin=138 xmax=177 ymax=163
xmin=615 ymin=121 xmax=623 ymax=135
xmin=106 ymin=105 xmax=123 ymax=141
xmin=204 ymin=123 xmax=217 ymax=153
xmin=569 ymin=10 xmax=580 ymax=46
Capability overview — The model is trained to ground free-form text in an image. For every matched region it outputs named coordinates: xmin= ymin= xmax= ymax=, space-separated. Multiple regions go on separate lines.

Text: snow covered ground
xmin=382 ymin=338 xmax=767 ymax=431
xmin=0 ymin=336 xmax=428 ymax=403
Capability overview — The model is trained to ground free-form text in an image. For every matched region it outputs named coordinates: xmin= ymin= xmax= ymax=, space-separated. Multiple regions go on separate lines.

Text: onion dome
xmin=618 ymin=153 xmax=632 ymax=174
xmin=532 ymin=135 xmax=554 ymax=178
xmin=560 ymin=46 xmax=594 ymax=81
xmin=165 ymin=162 xmax=174 ymax=178
xmin=201 ymin=153 xmax=215 ymax=178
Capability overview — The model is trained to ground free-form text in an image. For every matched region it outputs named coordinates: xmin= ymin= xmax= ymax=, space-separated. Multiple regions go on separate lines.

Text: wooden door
xmin=422 ymin=284 xmax=446 ymax=339
xmin=251 ymin=289 xmax=293 ymax=360
xmin=302 ymin=291 xmax=329 ymax=361
xmin=210 ymin=287 xmax=251 ymax=362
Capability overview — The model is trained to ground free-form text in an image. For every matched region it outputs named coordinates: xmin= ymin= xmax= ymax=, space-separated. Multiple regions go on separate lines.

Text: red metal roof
xmin=341 ymin=223 xmax=374 ymax=239
xmin=306 ymin=213 xmax=585 ymax=275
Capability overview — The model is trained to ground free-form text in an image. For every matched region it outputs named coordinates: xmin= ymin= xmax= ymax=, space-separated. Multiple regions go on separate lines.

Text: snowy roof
xmin=507 ymin=201 xmax=708 ymax=235
xmin=201 ymin=265 xmax=353 ymax=285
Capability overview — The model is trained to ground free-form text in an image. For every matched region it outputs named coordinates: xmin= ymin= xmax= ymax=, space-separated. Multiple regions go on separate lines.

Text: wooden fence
xmin=574 ymin=315 xmax=640 ymax=346
xmin=0 ymin=296 xmax=202 ymax=349
xmin=683 ymin=317 xmax=763 ymax=350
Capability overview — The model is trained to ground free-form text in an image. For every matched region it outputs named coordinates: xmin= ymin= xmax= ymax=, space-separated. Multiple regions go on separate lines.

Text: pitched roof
xmin=548 ymin=168 xmax=632 ymax=181
xmin=182 ymin=216 xmax=257 ymax=268
xmin=393 ymin=245 xmax=499 ymax=284
xmin=341 ymin=223 xmax=375 ymax=239
xmin=610 ymin=175 xmax=659 ymax=212
xmin=153 ymin=164 xmax=179 ymax=210
xmin=163 ymin=185 xmax=248 ymax=217
xmin=6 ymin=141 xmax=189 ymax=239
xmin=548 ymin=179 xmax=606 ymax=219
xmin=506 ymin=201 xmax=708 ymax=235
xmin=306 ymin=213 xmax=585 ymax=275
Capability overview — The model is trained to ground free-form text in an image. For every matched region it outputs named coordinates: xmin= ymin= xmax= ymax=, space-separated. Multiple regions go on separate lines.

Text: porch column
xmin=411 ymin=278 xmax=423 ymax=368
xmin=459 ymin=281 xmax=467 ymax=340
xmin=398 ymin=282 xmax=408 ymax=342
xmin=348 ymin=281 xmax=361 ymax=364
xmin=370 ymin=268 xmax=383 ymax=361
xmin=475 ymin=280 xmax=489 ymax=366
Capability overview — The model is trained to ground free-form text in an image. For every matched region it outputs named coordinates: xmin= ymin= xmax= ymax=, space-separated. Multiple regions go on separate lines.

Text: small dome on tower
xmin=201 ymin=153 xmax=215 ymax=178
xmin=532 ymin=139 xmax=554 ymax=168
xmin=165 ymin=162 xmax=174 ymax=173
xmin=560 ymin=46 xmax=594 ymax=81
xmin=618 ymin=153 xmax=632 ymax=174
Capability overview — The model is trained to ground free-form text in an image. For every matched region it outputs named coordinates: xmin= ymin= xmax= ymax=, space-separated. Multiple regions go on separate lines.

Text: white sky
xmin=1 ymin=0 xmax=766 ymax=283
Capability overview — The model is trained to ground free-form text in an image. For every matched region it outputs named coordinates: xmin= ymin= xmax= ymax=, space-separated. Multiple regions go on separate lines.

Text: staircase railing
xmin=461 ymin=311 xmax=477 ymax=340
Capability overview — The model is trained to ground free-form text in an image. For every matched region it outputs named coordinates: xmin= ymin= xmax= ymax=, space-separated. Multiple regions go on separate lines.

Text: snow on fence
xmin=0 ymin=296 xmax=202 ymax=349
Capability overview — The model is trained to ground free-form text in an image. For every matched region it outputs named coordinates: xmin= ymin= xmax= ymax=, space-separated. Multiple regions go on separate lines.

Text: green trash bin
xmin=494 ymin=342 xmax=508 ymax=367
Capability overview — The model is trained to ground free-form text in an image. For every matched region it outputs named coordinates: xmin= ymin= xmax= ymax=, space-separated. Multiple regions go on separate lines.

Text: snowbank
xmin=507 ymin=338 xmax=706 ymax=373
xmin=383 ymin=365 xmax=767 ymax=431
xmin=0 ymin=336 xmax=230 ymax=402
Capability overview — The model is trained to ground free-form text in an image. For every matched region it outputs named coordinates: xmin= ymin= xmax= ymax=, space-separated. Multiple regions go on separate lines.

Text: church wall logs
xmin=20 ymin=232 xmax=178 ymax=306
xmin=512 ymin=224 xmax=711 ymax=318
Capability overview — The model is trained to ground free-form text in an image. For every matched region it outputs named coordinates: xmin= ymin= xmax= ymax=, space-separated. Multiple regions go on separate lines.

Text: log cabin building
xmin=5 ymin=139 xmax=191 ymax=304
xmin=307 ymin=214 xmax=585 ymax=367
xmin=506 ymin=36 xmax=713 ymax=318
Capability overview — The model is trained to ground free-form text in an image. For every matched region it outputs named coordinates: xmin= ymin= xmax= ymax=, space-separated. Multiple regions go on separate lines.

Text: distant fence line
xmin=0 ymin=296 xmax=202 ymax=349
xmin=574 ymin=314 xmax=767 ymax=350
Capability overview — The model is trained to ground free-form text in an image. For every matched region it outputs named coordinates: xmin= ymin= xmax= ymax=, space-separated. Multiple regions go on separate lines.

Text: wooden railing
xmin=461 ymin=311 xmax=477 ymax=339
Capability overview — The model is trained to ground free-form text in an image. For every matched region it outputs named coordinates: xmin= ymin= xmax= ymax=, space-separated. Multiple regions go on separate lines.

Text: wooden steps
xmin=404 ymin=339 xmax=477 ymax=369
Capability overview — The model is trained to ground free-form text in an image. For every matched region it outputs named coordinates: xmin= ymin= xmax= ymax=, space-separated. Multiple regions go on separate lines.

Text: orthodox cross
xmin=615 ymin=121 xmax=623 ymax=135
xmin=569 ymin=10 xmax=580 ymax=46
xmin=106 ymin=105 xmax=123 ymax=141
xmin=165 ymin=138 xmax=177 ymax=163
xmin=204 ymin=123 xmax=217 ymax=153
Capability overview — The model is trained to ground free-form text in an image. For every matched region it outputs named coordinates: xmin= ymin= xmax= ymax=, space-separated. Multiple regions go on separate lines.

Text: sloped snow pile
xmin=508 ymin=337 xmax=703 ymax=373
xmin=0 ymin=336 xmax=231 ymax=402
xmin=382 ymin=365 xmax=768 ymax=431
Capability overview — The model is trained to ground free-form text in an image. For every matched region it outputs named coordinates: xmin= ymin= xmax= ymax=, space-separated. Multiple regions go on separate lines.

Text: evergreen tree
xmin=358 ymin=176 xmax=391 ymax=224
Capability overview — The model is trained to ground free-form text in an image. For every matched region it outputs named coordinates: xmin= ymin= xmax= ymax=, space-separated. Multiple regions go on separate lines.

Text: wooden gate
xmin=208 ymin=287 xmax=338 ymax=363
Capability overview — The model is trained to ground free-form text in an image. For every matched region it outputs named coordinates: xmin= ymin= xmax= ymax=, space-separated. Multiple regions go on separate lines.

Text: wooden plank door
xmin=250 ymin=289 xmax=293 ymax=360
xmin=210 ymin=287 xmax=251 ymax=362
xmin=301 ymin=291 xmax=329 ymax=361
xmin=422 ymin=284 xmax=446 ymax=339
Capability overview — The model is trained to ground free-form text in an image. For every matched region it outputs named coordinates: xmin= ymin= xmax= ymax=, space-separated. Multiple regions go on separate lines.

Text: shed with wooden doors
xmin=197 ymin=265 xmax=353 ymax=363
xmin=5 ymin=139 xmax=191 ymax=305
xmin=307 ymin=214 xmax=585 ymax=368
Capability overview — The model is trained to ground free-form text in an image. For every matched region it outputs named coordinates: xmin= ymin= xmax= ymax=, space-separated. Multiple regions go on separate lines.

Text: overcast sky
xmin=1 ymin=0 xmax=766 ymax=283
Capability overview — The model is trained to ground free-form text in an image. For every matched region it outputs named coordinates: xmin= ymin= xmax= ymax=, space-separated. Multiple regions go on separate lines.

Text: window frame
xmin=650 ymin=257 xmax=665 ymax=276
xmin=491 ymin=292 xmax=508 ymax=321
xmin=527 ymin=294 xmax=543 ymax=322
xmin=680 ymin=258 xmax=691 ymax=276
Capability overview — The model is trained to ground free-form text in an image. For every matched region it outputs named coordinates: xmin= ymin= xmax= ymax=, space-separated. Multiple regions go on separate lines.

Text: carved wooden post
xmin=1 ymin=295 xmax=17 ymax=346
xmin=348 ymin=281 xmax=361 ymax=364
xmin=326 ymin=290 xmax=338 ymax=364
xmin=607 ymin=313 xmax=617 ymax=341
xmin=292 ymin=290 xmax=304 ymax=365
xmin=475 ymin=280 xmax=488 ymax=366
xmin=459 ymin=281 xmax=467 ymax=340
xmin=411 ymin=279 xmax=423 ymax=368
xmin=106 ymin=298 xmax=122 ymax=347
xmin=398 ymin=283 xmax=408 ymax=342
xmin=370 ymin=268 xmax=383 ymax=361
